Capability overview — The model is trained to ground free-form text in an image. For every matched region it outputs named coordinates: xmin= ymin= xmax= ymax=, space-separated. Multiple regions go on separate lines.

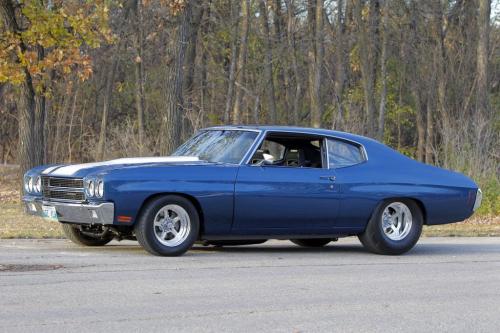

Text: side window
xmin=249 ymin=134 xmax=324 ymax=168
xmin=327 ymin=139 xmax=365 ymax=168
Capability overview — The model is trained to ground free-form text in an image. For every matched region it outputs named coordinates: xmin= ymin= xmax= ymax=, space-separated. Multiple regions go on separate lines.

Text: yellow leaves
xmin=0 ymin=0 xmax=112 ymax=90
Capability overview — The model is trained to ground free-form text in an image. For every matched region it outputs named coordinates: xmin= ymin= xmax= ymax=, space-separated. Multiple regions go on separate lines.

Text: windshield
xmin=172 ymin=130 xmax=259 ymax=164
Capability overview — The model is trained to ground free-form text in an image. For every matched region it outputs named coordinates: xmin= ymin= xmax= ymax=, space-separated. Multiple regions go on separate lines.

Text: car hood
xmin=40 ymin=156 xmax=203 ymax=178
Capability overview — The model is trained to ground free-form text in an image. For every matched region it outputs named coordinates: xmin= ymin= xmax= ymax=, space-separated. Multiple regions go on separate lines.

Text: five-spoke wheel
xmin=153 ymin=204 xmax=191 ymax=247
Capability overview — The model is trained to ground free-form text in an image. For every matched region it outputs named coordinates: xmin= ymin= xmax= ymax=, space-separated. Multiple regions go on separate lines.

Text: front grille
xmin=42 ymin=176 xmax=85 ymax=202
xmin=43 ymin=177 xmax=83 ymax=189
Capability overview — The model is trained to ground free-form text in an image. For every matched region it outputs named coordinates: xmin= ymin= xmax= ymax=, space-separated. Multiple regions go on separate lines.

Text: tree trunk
xmin=224 ymin=1 xmax=240 ymax=123
xmin=284 ymin=0 xmax=301 ymax=125
xmin=96 ymin=52 xmax=120 ymax=160
xmin=0 ymin=0 xmax=44 ymax=187
xmin=432 ymin=1 xmax=447 ymax=167
xmin=414 ymin=90 xmax=426 ymax=162
xmin=233 ymin=0 xmax=250 ymax=124
xmin=259 ymin=0 xmax=277 ymax=124
xmin=377 ymin=0 xmax=388 ymax=141
xmin=159 ymin=1 xmax=194 ymax=155
xmin=476 ymin=0 xmax=491 ymax=116
xmin=354 ymin=0 xmax=378 ymax=137
xmin=96 ymin=0 xmax=134 ymax=160
xmin=308 ymin=0 xmax=324 ymax=128
xmin=182 ymin=1 xmax=204 ymax=139
xmin=271 ymin=0 xmax=287 ymax=124
xmin=333 ymin=0 xmax=346 ymax=129
xmin=134 ymin=0 xmax=146 ymax=156
xmin=425 ymin=95 xmax=434 ymax=164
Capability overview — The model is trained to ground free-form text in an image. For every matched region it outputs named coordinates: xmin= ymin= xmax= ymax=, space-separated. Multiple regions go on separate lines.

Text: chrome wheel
xmin=153 ymin=204 xmax=191 ymax=247
xmin=381 ymin=202 xmax=413 ymax=241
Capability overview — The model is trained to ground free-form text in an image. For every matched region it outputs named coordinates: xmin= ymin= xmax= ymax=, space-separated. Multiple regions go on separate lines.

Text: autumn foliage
xmin=0 ymin=0 xmax=113 ymax=91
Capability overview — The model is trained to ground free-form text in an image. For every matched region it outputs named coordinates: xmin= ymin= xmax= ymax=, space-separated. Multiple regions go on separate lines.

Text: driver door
xmin=232 ymin=134 xmax=341 ymax=233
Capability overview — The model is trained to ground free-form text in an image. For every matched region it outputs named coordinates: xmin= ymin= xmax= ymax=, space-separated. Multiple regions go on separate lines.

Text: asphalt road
xmin=1 ymin=237 xmax=500 ymax=333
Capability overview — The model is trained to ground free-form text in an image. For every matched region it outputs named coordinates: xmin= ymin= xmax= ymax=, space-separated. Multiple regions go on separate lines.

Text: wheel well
xmin=136 ymin=193 xmax=205 ymax=235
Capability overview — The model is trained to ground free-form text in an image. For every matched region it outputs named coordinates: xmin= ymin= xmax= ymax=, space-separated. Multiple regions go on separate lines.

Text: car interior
xmin=250 ymin=133 xmax=326 ymax=168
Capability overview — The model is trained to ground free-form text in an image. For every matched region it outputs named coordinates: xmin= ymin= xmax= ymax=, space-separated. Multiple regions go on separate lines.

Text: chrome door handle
xmin=319 ymin=176 xmax=336 ymax=182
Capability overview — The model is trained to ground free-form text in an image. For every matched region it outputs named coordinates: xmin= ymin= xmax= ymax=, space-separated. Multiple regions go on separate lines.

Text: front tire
xmin=135 ymin=195 xmax=199 ymax=256
xmin=358 ymin=199 xmax=423 ymax=255
xmin=290 ymin=238 xmax=331 ymax=247
xmin=61 ymin=224 xmax=114 ymax=246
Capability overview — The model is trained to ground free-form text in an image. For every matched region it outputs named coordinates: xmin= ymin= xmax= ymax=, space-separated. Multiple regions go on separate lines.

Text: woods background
xmin=0 ymin=0 xmax=499 ymax=214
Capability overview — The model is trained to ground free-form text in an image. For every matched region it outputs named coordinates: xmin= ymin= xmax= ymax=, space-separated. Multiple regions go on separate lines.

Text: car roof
xmin=203 ymin=125 xmax=379 ymax=147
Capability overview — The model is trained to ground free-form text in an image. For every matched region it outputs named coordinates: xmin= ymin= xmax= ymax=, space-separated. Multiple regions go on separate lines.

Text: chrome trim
xmin=324 ymin=137 xmax=331 ymax=169
xmin=23 ymin=196 xmax=114 ymax=225
xmin=42 ymin=175 xmax=85 ymax=203
xmin=202 ymin=126 xmax=262 ymax=133
xmin=473 ymin=188 xmax=482 ymax=212
xmin=242 ymin=130 xmax=268 ymax=165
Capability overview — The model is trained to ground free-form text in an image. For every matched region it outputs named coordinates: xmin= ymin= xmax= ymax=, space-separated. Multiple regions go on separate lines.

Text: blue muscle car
xmin=22 ymin=126 xmax=482 ymax=256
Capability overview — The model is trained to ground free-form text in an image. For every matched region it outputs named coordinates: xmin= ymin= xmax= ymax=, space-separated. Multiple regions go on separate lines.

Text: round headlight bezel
xmin=28 ymin=176 xmax=34 ymax=193
xmin=34 ymin=176 xmax=41 ymax=193
xmin=87 ymin=180 xmax=95 ymax=197
xmin=96 ymin=180 xmax=104 ymax=198
xmin=24 ymin=176 xmax=30 ymax=192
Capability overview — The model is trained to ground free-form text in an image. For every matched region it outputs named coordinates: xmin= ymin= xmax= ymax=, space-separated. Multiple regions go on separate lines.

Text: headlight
xmin=96 ymin=180 xmax=104 ymax=198
xmin=87 ymin=180 xmax=95 ymax=197
xmin=34 ymin=176 xmax=41 ymax=193
xmin=24 ymin=176 xmax=30 ymax=192
xmin=28 ymin=177 xmax=34 ymax=192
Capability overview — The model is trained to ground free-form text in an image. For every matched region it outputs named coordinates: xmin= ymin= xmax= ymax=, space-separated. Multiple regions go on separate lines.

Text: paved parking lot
xmin=1 ymin=237 xmax=500 ymax=332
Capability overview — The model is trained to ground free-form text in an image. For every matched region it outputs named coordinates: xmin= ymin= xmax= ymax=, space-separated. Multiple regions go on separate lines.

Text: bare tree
xmin=259 ymin=0 xmax=277 ymax=124
xmin=224 ymin=1 xmax=241 ymax=124
xmin=354 ymin=0 xmax=379 ymax=137
xmin=308 ymin=0 xmax=325 ymax=128
xmin=377 ymin=0 xmax=388 ymax=141
xmin=160 ymin=1 xmax=195 ymax=155
xmin=476 ymin=0 xmax=491 ymax=117
xmin=134 ymin=0 xmax=146 ymax=156
xmin=233 ymin=0 xmax=250 ymax=124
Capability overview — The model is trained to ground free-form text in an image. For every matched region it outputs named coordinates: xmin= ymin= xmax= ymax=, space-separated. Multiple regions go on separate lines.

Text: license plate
xmin=42 ymin=205 xmax=58 ymax=222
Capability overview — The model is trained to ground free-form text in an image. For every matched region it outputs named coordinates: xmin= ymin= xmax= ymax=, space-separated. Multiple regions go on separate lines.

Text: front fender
xmin=103 ymin=165 xmax=239 ymax=234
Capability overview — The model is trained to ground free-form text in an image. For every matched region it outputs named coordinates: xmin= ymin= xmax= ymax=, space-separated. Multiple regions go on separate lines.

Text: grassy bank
xmin=1 ymin=165 xmax=499 ymax=239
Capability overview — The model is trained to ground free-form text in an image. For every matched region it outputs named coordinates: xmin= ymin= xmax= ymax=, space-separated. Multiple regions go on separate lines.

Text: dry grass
xmin=1 ymin=165 xmax=499 ymax=239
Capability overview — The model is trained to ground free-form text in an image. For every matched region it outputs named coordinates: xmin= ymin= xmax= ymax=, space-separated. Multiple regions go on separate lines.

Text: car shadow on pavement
xmin=192 ymin=241 xmax=500 ymax=257
xmin=57 ymin=240 xmax=500 ymax=257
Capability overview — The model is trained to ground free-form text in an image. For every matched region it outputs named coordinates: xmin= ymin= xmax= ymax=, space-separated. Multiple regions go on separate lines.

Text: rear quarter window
xmin=327 ymin=138 xmax=365 ymax=168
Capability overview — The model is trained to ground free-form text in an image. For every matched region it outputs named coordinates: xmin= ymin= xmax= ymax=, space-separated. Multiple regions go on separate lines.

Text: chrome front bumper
xmin=23 ymin=196 xmax=114 ymax=225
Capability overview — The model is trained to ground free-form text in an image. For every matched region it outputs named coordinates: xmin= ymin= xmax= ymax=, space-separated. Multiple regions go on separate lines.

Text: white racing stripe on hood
xmin=48 ymin=156 xmax=200 ymax=176
xmin=42 ymin=165 xmax=62 ymax=174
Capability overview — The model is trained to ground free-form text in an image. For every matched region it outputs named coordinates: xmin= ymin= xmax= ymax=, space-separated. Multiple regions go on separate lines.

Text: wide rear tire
xmin=358 ymin=199 xmax=423 ymax=255
xmin=134 ymin=195 xmax=199 ymax=256
xmin=61 ymin=224 xmax=113 ymax=246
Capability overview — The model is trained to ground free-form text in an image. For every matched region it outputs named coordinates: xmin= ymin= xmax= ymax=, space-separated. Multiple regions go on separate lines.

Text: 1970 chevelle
xmin=23 ymin=126 xmax=482 ymax=256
